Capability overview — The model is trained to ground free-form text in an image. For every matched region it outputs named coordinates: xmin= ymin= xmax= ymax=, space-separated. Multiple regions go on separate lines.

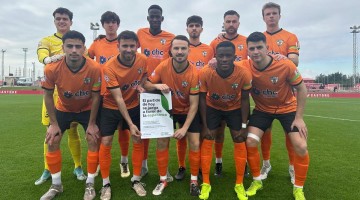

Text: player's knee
xmin=246 ymin=133 xmax=260 ymax=147
xmin=188 ymin=138 xmax=200 ymax=151
xmin=157 ymin=138 xmax=169 ymax=150
xmin=203 ymin=133 xmax=215 ymax=141
xmin=101 ymin=136 xmax=113 ymax=146
xmin=293 ymin=142 xmax=308 ymax=156
xmin=233 ymin=134 xmax=247 ymax=143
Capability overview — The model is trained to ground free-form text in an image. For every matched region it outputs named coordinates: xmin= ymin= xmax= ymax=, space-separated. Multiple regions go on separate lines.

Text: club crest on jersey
xmin=160 ymin=38 xmax=166 ymax=45
xmin=276 ymin=39 xmax=284 ymax=46
xmin=270 ymin=76 xmax=279 ymax=84
xmin=237 ymin=45 xmax=244 ymax=50
xmin=138 ymin=68 xmax=143 ymax=74
xmin=202 ymin=51 xmax=207 ymax=57
xmin=84 ymin=77 xmax=91 ymax=84
xmin=104 ymin=75 xmax=110 ymax=82
xmin=231 ymin=83 xmax=239 ymax=89
xmin=182 ymin=81 xmax=188 ymax=87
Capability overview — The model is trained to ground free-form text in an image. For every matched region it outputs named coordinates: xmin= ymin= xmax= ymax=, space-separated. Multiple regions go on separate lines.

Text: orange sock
xmin=132 ymin=142 xmax=144 ymax=176
xmin=201 ymin=139 xmax=214 ymax=184
xmin=118 ymin=129 xmax=130 ymax=157
xmin=177 ymin=137 xmax=187 ymax=168
xmin=215 ymin=142 xmax=223 ymax=159
xmin=286 ymin=135 xmax=295 ymax=165
xmin=143 ymin=139 xmax=150 ymax=160
xmin=156 ymin=149 xmax=169 ymax=177
xmin=46 ymin=150 xmax=62 ymax=174
xmin=247 ymin=146 xmax=261 ymax=178
xmin=294 ymin=153 xmax=309 ymax=187
xmin=189 ymin=150 xmax=200 ymax=176
xmin=99 ymin=144 xmax=112 ymax=179
xmin=261 ymin=129 xmax=272 ymax=161
xmin=87 ymin=150 xmax=99 ymax=174
xmin=234 ymin=142 xmax=247 ymax=184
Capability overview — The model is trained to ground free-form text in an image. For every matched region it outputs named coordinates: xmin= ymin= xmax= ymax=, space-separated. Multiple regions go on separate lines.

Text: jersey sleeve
xmin=189 ymin=70 xmax=200 ymax=95
xmin=287 ymin=34 xmax=300 ymax=55
xmin=241 ymin=68 xmax=252 ymax=90
xmin=103 ymin=65 xmax=120 ymax=89
xmin=37 ymin=38 xmax=50 ymax=64
xmin=87 ymin=42 xmax=95 ymax=59
xmin=287 ymin=62 xmax=303 ymax=86
xmin=148 ymin=63 xmax=163 ymax=83
xmin=42 ymin=65 xmax=55 ymax=90
xmin=199 ymin=67 xmax=208 ymax=93
xmin=92 ymin=66 xmax=101 ymax=92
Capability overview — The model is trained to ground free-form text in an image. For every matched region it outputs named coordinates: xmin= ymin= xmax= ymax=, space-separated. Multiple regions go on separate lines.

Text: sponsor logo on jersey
xmin=144 ymin=48 xmax=164 ymax=59
xmin=64 ymin=90 xmax=90 ymax=99
xmin=195 ymin=60 xmax=205 ymax=69
xmin=130 ymin=80 xmax=141 ymax=88
xmin=221 ymin=94 xmax=236 ymax=101
xmin=64 ymin=91 xmax=73 ymax=98
xmin=276 ymin=39 xmax=284 ymax=46
xmin=270 ymin=76 xmax=278 ymax=84
xmin=235 ymin=56 xmax=243 ymax=62
xmin=211 ymin=93 xmax=220 ymax=100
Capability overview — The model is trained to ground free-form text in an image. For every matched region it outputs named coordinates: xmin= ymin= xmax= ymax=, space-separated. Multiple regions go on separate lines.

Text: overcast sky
xmin=0 ymin=0 xmax=359 ymax=79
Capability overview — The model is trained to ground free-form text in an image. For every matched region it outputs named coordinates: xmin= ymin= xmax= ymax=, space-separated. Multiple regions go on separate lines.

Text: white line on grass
xmin=304 ymin=114 xmax=360 ymax=122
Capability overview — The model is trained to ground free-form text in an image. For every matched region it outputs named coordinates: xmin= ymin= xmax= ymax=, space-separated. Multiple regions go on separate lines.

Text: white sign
xmin=140 ymin=92 xmax=173 ymax=139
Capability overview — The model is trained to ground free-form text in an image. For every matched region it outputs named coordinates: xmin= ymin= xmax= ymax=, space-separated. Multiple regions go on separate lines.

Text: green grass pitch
xmin=0 ymin=95 xmax=359 ymax=199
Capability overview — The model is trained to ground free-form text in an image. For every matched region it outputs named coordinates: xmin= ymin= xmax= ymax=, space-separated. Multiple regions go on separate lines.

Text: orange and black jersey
xmin=188 ymin=43 xmax=214 ymax=70
xmin=137 ymin=28 xmax=175 ymax=74
xmin=210 ymin=34 xmax=248 ymax=62
xmin=103 ymin=53 xmax=148 ymax=110
xmin=88 ymin=37 xmax=119 ymax=96
xmin=264 ymin=28 xmax=300 ymax=56
xmin=148 ymin=58 xmax=199 ymax=115
xmin=42 ymin=57 xmax=101 ymax=113
xmin=241 ymin=57 xmax=303 ymax=114
xmin=199 ymin=63 xmax=252 ymax=111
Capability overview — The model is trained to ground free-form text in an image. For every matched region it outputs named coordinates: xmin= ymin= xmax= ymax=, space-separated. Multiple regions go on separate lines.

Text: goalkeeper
xmin=35 ymin=7 xmax=86 ymax=185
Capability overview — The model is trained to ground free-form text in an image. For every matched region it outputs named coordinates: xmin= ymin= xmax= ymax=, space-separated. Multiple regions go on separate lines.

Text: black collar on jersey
xmin=117 ymin=54 xmax=136 ymax=68
xmin=222 ymin=34 xmax=239 ymax=41
xmin=216 ymin=65 xmax=234 ymax=79
xmin=54 ymin=33 xmax=62 ymax=40
xmin=149 ymin=29 xmax=163 ymax=36
xmin=190 ymin=42 xmax=202 ymax=47
xmin=266 ymin=28 xmax=283 ymax=35
xmin=172 ymin=58 xmax=189 ymax=74
xmin=254 ymin=55 xmax=273 ymax=72
xmin=106 ymin=37 xmax=118 ymax=43
xmin=66 ymin=57 xmax=86 ymax=73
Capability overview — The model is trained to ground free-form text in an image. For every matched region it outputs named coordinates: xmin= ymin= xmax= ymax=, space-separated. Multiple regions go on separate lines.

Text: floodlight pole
xmin=22 ymin=48 xmax=28 ymax=77
xmin=1 ymin=49 xmax=5 ymax=82
xmin=350 ymin=25 xmax=360 ymax=86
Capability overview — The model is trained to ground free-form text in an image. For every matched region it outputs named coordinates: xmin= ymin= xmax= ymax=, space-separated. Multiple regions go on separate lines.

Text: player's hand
xmin=216 ymin=33 xmax=225 ymax=40
xmin=291 ymin=117 xmax=308 ymax=139
xmin=173 ymin=127 xmax=187 ymax=140
xmin=137 ymin=85 xmax=145 ymax=93
xmin=44 ymin=54 xmax=65 ymax=64
xmin=129 ymin=124 xmax=141 ymax=138
xmin=86 ymin=123 xmax=100 ymax=144
xmin=271 ymin=54 xmax=288 ymax=61
xmin=45 ymin=124 xmax=62 ymax=145
xmin=208 ymin=58 xmax=217 ymax=69
xmin=155 ymin=84 xmax=170 ymax=93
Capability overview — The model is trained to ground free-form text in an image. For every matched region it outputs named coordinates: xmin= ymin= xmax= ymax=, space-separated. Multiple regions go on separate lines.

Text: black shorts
xmin=100 ymin=106 xmax=140 ymax=136
xmin=248 ymin=109 xmax=299 ymax=133
xmin=206 ymin=106 xmax=243 ymax=131
xmin=122 ymin=106 xmax=140 ymax=131
xmin=173 ymin=113 xmax=201 ymax=133
xmin=56 ymin=109 xmax=90 ymax=133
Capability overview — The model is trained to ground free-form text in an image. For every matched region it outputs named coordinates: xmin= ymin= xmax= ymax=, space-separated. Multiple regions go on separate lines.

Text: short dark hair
xmin=117 ymin=30 xmax=138 ymax=43
xmin=246 ymin=32 xmax=267 ymax=44
xmin=224 ymin=10 xmax=239 ymax=19
xmin=148 ymin=5 xmax=163 ymax=14
xmin=171 ymin=35 xmax=190 ymax=47
xmin=100 ymin=11 xmax=120 ymax=25
xmin=262 ymin=2 xmax=281 ymax=17
xmin=62 ymin=30 xmax=85 ymax=44
xmin=216 ymin=41 xmax=235 ymax=53
xmin=53 ymin=7 xmax=73 ymax=21
xmin=186 ymin=15 xmax=203 ymax=26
